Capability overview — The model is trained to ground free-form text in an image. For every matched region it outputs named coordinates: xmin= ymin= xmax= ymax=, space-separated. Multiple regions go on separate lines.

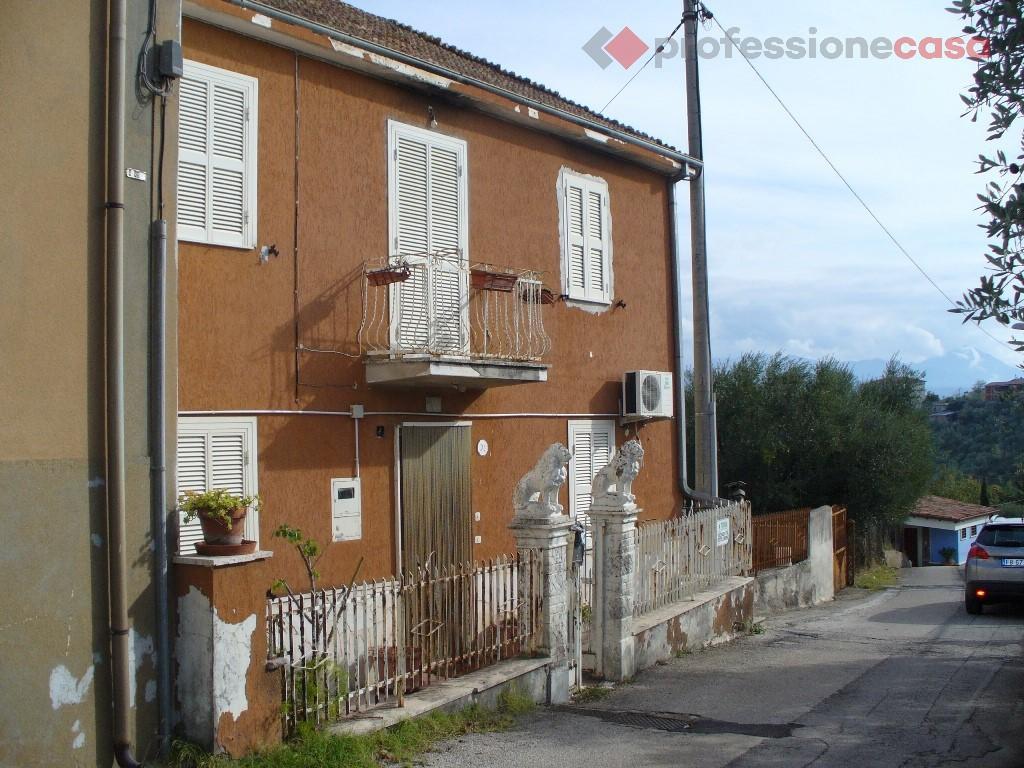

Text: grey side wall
xmin=0 ymin=2 xmax=179 ymax=764
xmin=754 ymin=506 xmax=835 ymax=614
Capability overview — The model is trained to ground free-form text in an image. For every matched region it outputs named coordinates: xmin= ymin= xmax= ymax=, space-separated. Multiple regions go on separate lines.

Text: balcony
xmin=358 ymin=249 xmax=553 ymax=388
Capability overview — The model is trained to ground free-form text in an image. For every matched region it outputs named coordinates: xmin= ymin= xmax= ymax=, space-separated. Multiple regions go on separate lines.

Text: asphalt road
xmin=423 ymin=566 xmax=1024 ymax=768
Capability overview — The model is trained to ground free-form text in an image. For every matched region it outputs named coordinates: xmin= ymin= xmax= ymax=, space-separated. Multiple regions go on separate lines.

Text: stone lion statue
xmin=592 ymin=439 xmax=645 ymax=503
xmin=514 ymin=443 xmax=573 ymax=514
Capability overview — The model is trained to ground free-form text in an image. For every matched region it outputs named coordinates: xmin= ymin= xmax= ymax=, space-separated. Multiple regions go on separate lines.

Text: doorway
xmin=398 ymin=423 xmax=472 ymax=572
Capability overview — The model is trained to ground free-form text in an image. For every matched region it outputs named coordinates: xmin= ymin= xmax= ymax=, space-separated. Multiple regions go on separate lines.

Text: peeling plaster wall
xmin=0 ymin=0 xmax=176 ymax=764
xmin=632 ymin=578 xmax=756 ymax=673
xmin=176 ymin=586 xmax=257 ymax=751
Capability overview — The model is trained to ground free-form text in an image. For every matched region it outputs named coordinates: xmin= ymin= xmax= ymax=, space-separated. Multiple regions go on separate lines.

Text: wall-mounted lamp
xmin=259 ymin=243 xmax=280 ymax=264
xmin=375 ymin=425 xmax=386 ymax=438
xmin=428 ymin=105 xmax=438 ymax=129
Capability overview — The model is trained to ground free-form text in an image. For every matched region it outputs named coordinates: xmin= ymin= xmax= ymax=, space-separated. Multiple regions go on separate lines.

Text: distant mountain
xmin=847 ymin=348 xmax=1022 ymax=397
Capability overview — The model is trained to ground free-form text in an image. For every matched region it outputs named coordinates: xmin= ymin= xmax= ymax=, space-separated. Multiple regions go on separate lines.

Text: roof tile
xmin=256 ymin=0 xmax=678 ymax=152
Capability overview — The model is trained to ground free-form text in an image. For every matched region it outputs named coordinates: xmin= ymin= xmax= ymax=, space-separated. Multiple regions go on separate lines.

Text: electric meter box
xmin=331 ymin=477 xmax=362 ymax=542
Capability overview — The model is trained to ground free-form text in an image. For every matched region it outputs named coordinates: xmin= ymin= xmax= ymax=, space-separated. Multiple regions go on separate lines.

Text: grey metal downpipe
xmin=105 ymin=0 xmax=143 ymax=764
xmin=668 ymin=179 xmax=718 ymax=507
xmin=149 ymin=219 xmax=170 ymax=756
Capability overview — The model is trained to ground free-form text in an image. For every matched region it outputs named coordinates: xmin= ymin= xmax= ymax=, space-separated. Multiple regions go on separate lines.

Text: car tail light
xmin=976 ymin=589 xmax=987 ymax=597
xmin=968 ymin=544 xmax=990 ymax=560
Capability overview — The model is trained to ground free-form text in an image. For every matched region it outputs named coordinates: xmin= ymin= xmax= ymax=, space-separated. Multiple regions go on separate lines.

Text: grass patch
xmin=170 ymin=686 xmax=535 ymax=768
xmin=572 ymin=684 xmax=613 ymax=704
xmin=854 ymin=565 xmax=899 ymax=591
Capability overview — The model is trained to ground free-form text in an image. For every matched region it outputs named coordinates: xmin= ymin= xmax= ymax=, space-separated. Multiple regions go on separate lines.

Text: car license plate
xmin=1001 ymin=558 xmax=1024 ymax=567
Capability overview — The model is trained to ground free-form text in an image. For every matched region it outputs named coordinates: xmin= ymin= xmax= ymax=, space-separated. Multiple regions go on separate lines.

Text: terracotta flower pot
xmin=198 ymin=506 xmax=248 ymax=546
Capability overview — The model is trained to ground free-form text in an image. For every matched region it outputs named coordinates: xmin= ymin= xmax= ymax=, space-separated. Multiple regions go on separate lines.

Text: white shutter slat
xmin=177 ymin=161 xmax=207 ymax=230
xmin=176 ymin=432 xmax=208 ymax=553
xmin=585 ymin=188 xmax=607 ymax=301
xmin=210 ymin=432 xmax=246 ymax=495
xmin=396 ymin=136 xmax=429 ymax=256
xmin=428 ymin=145 xmax=460 ymax=252
xmin=394 ymin=133 xmax=431 ymax=350
xmin=179 ymin=77 xmax=208 ymax=154
xmin=211 ymin=84 xmax=245 ymax=161
xmin=566 ymin=185 xmax=586 ymax=294
xmin=211 ymin=168 xmax=245 ymax=235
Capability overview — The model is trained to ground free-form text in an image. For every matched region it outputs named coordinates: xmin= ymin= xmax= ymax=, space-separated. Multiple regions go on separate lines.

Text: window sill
xmin=173 ymin=550 xmax=273 ymax=568
xmin=563 ymin=295 xmax=613 ymax=313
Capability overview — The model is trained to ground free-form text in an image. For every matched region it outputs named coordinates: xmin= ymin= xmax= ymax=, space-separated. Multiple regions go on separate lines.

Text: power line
xmin=705 ymin=8 xmax=1014 ymax=354
xmin=600 ymin=17 xmax=686 ymax=113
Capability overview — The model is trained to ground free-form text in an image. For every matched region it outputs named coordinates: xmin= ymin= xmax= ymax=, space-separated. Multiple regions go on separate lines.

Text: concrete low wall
xmin=754 ymin=505 xmax=835 ymax=615
xmin=631 ymin=577 xmax=756 ymax=672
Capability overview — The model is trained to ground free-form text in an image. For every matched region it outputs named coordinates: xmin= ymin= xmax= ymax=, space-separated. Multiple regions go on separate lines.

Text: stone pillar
xmin=509 ymin=509 xmax=574 ymax=703
xmin=588 ymin=499 xmax=638 ymax=682
xmin=807 ymin=505 xmax=836 ymax=604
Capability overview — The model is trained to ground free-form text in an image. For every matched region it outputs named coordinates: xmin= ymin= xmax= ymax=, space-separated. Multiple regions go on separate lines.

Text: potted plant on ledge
xmin=178 ymin=488 xmax=260 ymax=556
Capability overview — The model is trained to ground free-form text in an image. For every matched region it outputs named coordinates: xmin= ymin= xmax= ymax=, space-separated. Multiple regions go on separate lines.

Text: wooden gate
xmin=832 ymin=506 xmax=853 ymax=591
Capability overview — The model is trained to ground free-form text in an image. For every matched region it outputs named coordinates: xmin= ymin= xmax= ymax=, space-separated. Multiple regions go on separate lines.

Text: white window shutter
xmin=388 ymin=121 xmax=468 ymax=355
xmin=568 ymin=420 xmax=616 ymax=539
xmin=177 ymin=60 xmax=257 ymax=249
xmin=394 ymin=133 xmax=430 ymax=350
xmin=561 ymin=171 xmax=612 ymax=304
xmin=176 ymin=418 xmax=259 ymax=553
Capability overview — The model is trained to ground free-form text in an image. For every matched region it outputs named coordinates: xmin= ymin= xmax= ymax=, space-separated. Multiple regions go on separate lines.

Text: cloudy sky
xmin=356 ymin=0 xmax=1020 ymax=387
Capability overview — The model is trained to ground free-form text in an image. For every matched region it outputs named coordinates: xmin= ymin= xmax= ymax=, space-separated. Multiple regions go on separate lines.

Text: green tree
xmin=949 ymin=1 xmax=1024 ymax=354
xmin=706 ymin=354 xmax=933 ymax=535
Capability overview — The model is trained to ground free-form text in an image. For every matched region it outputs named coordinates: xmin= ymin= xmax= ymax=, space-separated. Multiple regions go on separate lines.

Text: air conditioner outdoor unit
xmin=622 ymin=370 xmax=673 ymax=420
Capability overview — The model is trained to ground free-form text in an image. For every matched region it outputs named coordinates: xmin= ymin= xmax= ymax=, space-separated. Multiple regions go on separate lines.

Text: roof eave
xmin=183 ymin=0 xmax=700 ymax=177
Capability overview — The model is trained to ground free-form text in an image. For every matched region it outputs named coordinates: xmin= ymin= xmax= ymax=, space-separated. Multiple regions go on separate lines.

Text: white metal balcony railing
xmin=358 ymin=249 xmax=553 ymax=363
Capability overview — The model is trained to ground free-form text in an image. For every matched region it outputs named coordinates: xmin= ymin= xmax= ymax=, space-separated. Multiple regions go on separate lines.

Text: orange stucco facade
xmin=176 ymin=13 xmax=684 ymax=752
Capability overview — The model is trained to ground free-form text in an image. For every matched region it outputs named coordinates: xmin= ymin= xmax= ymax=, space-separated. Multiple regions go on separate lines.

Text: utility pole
xmin=683 ymin=0 xmax=719 ymax=497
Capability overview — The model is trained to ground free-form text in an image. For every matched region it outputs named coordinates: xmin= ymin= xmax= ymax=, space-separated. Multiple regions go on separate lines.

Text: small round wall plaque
xmin=477 ymin=439 xmax=489 ymax=457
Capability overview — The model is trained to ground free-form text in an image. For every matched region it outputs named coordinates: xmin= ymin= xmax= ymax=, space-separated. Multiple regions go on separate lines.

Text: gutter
xmin=217 ymin=0 xmax=701 ymax=175
xmin=105 ymin=0 xmax=142 ymax=764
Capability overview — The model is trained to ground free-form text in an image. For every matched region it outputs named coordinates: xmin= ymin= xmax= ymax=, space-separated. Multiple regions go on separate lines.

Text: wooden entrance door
xmin=399 ymin=424 xmax=472 ymax=572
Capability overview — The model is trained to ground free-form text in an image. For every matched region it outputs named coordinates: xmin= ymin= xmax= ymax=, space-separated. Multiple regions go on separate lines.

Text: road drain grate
xmin=560 ymin=707 xmax=800 ymax=739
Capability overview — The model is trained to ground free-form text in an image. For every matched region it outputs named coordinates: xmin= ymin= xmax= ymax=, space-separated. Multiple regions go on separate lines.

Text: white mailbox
xmin=331 ymin=477 xmax=362 ymax=542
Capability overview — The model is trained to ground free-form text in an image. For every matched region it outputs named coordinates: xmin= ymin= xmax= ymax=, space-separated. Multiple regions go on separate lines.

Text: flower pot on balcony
xmin=366 ymin=264 xmax=411 ymax=286
xmin=198 ymin=506 xmax=248 ymax=545
xmin=471 ymin=267 xmax=517 ymax=292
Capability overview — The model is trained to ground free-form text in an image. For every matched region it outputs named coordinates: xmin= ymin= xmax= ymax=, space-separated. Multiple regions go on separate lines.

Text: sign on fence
xmin=716 ymin=517 xmax=730 ymax=547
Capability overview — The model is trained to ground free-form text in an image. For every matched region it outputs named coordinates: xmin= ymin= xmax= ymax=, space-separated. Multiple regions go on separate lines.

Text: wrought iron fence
xmin=751 ymin=508 xmax=811 ymax=573
xmin=266 ymin=551 xmax=541 ymax=734
xmin=633 ymin=500 xmax=752 ymax=618
xmin=358 ymin=250 xmax=552 ymax=362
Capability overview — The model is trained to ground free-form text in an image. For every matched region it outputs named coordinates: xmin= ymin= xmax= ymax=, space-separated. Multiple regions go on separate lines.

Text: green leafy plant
xmin=272 ymin=524 xmax=324 ymax=594
xmin=940 ymin=546 xmax=958 ymax=564
xmin=947 ymin=1 xmax=1024 ymax=357
xmin=177 ymin=488 xmax=258 ymax=529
